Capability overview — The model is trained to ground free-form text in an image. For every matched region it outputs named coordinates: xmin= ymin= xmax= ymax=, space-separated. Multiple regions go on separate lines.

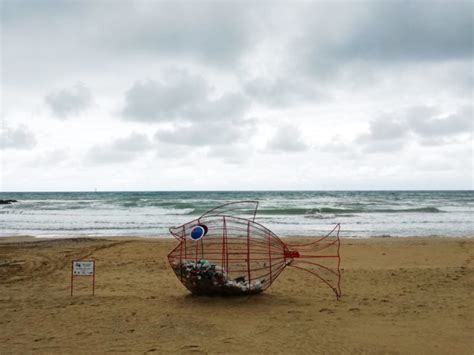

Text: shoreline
xmin=0 ymin=233 xmax=473 ymax=244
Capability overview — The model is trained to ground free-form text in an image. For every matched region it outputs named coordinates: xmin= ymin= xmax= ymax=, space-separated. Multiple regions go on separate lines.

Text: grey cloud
xmin=0 ymin=125 xmax=36 ymax=150
xmin=1 ymin=0 xmax=86 ymax=25
xmin=4 ymin=1 xmax=470 ymax=103
xmin=122 ymin=72 xmax=255 ymax=155
xmin=355 ymin=113 xmax=418 ymax=153
xmin=336 ymin=2 xmax=472 ymax=62
xmin=243 ymin=77 xmax=325 ymax=107
xmin=319 ymin=140 xmax=349 ymax=154
xmin=189 ymin=93 xmax=250 ymax=122
xmin=155 ymin=119 xmax=255 ymax=147
xmin=104 ymin=1 xmax=255 ymax=66
xmin=364 ymin=115 xmax=408 ymax=141
xmin=85 ymin=133 xmax=152 ymax=164
xmin=353 ymin=105 xmax=472 ymax=153
xmin=296 ymin=2 xmax=473 ymax=78
xmin=45 ymin=83 xmax=92 ymax=119
xmin=266 ymin=125 xmax=308 ymax=152
xmin=417 ymin=137 xmax=456 ymax=147
xmin=122 ymin=72 xmax=250 ymax=123
xmin=206 ymin=144 xmax=252 ymax=164
xmin=121 ymin=72 xmax=209 ymax=122
xmin=2 ymin=0 xmax=255 ymax=69
xmin=356 ymin=135 xmax=406 ymax=153
xmin=1 ymin=1 xmax=107 ymax=90
xmin=154 ymin=142 xmax=202 ymax=159
xmin=407 ymin=105 xmax=473 ymax=138
xmin=1 ymin=1 xmax=261 ymax=95
xmin=111 ymin=133 xmax=153 ymax=152
xmin=29 ymin=149 xmax=69 ymax=166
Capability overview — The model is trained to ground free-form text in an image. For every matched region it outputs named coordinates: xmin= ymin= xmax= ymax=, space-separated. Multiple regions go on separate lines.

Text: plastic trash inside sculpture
xmin=168 ymin=201 xmax=341 ymax=298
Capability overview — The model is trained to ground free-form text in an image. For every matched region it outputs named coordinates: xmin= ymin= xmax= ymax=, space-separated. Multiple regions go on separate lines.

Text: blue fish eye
xmin=190 ymin=226 xmax=206 ymax=240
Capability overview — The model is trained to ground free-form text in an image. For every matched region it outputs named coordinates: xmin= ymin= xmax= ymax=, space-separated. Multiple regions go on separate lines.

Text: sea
xmin=0 ymin=191 xmax=472 ymax=239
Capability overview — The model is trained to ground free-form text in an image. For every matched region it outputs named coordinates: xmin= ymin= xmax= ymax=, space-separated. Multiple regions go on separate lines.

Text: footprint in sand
xmin=182 ymin=344 xmax=200 ymax=349
xmin=181 ymin=345 xmax=205 ymax=353
xmin=287 ymin=310 xmax=302 ymax=314
xmin=319 ymin=308 xmax=334 ymax=314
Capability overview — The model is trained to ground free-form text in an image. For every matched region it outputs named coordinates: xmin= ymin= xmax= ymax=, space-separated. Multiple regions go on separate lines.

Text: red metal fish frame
xmin=168 ymin=201 xmax=341 ymax=298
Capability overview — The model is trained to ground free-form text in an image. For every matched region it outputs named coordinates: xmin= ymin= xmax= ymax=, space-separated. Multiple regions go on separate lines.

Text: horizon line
xmin=1 ymin=189 xmax=473 ymax=193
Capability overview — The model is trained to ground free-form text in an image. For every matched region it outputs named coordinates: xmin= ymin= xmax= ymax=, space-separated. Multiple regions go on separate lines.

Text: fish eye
xmin=190 ymin=225 xmax=207 ymax=240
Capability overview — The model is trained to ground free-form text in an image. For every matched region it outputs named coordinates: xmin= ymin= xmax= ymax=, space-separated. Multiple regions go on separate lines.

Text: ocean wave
xmin=119 ymin=200 xmax=198 ymax=209
xmin=318 ymin=207 xmax=443 ymax=214
xmin=2 ymin=200 xmax=100 ymax=211
xmin=1 ymin=199 xmax=444 ymax=216
xmin=136 ymin=205 xmax=444 ymax=215
xmin=256 ymin=206 xmax=443 ymax=215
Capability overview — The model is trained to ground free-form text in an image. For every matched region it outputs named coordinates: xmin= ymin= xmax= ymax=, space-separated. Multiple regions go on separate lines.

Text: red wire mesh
xmin=168 ymin=201 xmax=341 ymax=298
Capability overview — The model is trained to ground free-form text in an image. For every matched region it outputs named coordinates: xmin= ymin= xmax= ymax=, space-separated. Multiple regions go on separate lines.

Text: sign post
xmin=71 ymin=260 xmax=95 ymax=296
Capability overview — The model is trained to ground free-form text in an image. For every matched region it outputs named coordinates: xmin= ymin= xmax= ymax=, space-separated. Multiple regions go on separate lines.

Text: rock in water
xmin=0 ymin=200 xmax=17 ymax=205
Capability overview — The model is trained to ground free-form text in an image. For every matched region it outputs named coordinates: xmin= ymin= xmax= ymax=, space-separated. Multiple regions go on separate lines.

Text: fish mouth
xmin=169 ymin=225 xmax=184 ymax=239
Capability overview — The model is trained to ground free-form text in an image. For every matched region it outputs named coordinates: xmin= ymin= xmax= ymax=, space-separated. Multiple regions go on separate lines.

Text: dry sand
xmin=0 ymin=236 xmax=472 ymax=354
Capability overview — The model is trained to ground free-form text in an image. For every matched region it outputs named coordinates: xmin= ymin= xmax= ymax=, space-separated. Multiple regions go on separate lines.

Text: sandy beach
xmin=0 ymin=236 xmax=472 ymax=354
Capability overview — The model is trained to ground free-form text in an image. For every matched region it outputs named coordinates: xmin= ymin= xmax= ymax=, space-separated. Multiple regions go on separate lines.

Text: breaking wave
xmin=255 ymin=206 xmax=443 ymax=215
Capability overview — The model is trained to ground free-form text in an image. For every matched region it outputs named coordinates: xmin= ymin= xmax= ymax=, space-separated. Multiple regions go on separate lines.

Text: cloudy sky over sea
xmin=1 ymin=0 xmax=472 ymax=191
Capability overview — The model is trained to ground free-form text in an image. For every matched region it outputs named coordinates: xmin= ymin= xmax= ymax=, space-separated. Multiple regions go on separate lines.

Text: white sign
xmin=73 ymin=261 xmax=94 ymax=276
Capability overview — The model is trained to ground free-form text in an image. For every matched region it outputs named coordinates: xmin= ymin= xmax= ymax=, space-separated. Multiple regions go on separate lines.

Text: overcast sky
xmin=0 ymin=0 xmax=472 ymax=191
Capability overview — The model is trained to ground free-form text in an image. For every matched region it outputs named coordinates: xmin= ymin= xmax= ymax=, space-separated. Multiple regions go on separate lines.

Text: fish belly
xmin=168 ymin=217 xmax=287 ymax=295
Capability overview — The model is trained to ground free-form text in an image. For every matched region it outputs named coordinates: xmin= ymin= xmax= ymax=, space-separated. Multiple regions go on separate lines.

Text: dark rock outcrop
xmin=0 ymin=199 xmax=18 ymax=205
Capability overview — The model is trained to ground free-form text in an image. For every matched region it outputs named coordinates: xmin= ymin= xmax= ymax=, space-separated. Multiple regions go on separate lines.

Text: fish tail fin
xmin=284 ymin=224 xmax=341 ymax=299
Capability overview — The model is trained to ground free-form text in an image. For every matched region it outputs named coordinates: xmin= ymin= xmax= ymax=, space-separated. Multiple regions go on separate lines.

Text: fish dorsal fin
xmin=199 ymin=201 xmax=259 ymax=222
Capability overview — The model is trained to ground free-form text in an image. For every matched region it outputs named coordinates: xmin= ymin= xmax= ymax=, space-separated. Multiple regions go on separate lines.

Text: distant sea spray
xmin=0 ymin=191 xmax=472 ymax=238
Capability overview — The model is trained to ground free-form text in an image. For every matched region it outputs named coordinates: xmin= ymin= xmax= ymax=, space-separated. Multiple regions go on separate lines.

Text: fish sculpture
xmin=168 ymin=201 xmax=341 ymax=298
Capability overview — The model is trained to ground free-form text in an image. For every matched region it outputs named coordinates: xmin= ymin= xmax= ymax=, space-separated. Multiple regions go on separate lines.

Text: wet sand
xmin=0 ymin=237 xmax=472 ymax=354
